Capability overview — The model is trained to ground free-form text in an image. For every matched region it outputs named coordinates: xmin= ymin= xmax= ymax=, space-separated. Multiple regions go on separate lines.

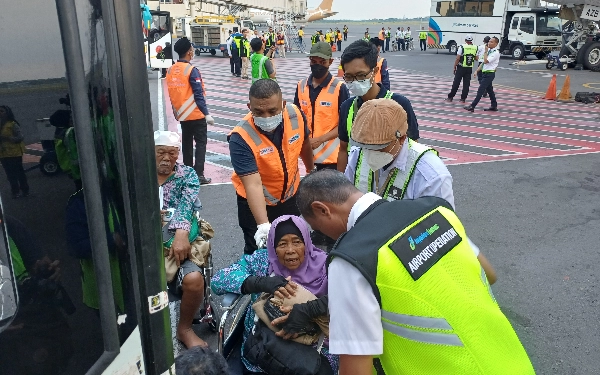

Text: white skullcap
xmin=465 ymin=34 xmax=473 ymax=41
xmin=154 ymin=130 xmax=181 ymax=148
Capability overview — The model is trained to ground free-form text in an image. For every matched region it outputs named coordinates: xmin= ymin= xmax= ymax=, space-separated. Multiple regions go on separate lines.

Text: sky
xmin=307 ymin=0 xmax=430 ymax=20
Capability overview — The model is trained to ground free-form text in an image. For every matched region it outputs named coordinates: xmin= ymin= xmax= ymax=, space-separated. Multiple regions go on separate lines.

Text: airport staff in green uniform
xmin=419 ymin=27 xmax=428 ymax=51
xmin=249 ymin=37 xmax=276 ymax=83
xmin=293 ymin=170 xmax=536 ymax=375
xmin=445 ymin=34 xmax=478 ymax=103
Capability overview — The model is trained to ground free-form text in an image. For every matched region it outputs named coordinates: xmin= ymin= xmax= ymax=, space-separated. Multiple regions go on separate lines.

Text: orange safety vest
xmin=166 ymin=61 xmax=206 ymax=121
xmin=337 ymin=32 xmax=342 ymax=41
xmin=379 ymin=30 xmax=385 ymax=40
xmin=374 ymin=56 xmax=384 ymax=84
xmin=297 ymin=77 xmax=342 ymax=165
xmin=231 ymin=104 xmax=305 ymax=205
xmin=276 ymin=36 xmax=285 ymax=45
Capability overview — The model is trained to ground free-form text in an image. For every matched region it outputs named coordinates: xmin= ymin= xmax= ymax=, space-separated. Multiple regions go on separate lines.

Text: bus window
xmin=435 ymin=1 xmax=495 ymax=17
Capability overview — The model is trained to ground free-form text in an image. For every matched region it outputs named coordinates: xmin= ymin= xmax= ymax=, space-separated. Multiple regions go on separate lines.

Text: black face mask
xmin=310 ymin=64 xmax=329 ymax=79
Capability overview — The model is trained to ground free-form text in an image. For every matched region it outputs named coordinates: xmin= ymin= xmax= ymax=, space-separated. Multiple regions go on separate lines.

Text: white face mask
xmin=253 ymin=112 xmax=282 ymax=132
xmin=347 ymin=78 xmax=372 ymax=97
xmin=364 ymin=149 xmax=394 ymax=171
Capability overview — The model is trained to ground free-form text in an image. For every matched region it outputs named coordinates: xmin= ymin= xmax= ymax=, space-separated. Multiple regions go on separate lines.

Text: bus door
xmin=0 ymin=0 xmax=173 ymax=374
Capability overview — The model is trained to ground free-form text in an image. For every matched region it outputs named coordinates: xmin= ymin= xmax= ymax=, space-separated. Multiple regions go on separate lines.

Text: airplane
xmin=250 ymin=0 xmax=337 ymax=24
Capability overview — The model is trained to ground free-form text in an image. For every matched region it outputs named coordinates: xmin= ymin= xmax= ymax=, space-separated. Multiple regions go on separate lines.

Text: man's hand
xmin=310 ymin=137 xmax=323 ymax=150
xmin=169 ymin=229 xmax=191 ymax=267
xmin=484 ymin=45 xmax=489 ymax=52
xmin=473 ymin=72 xmax=478 ymax=78
xmin=34 ymin=256 xmax=61 ymax=281
xmin=273 ymin=294 xmax=328 ymax=339
xmin=205 ymin=115 xmax=215 ymax=126
xmin=453 ymin=66 xmax=457 ymax=74
xmin=274 ymin=276 xmax=298 ymax=299
xmin=254 ymin=222 xmax=271 ymax=249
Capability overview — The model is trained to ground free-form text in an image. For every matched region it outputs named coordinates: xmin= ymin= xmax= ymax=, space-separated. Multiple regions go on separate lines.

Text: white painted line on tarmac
xmin=158 ymin=72 xmax=165 ymax=131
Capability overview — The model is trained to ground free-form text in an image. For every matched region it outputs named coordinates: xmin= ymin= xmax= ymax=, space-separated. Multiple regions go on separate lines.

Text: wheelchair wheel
xmin=208 ymin=301 xmax=220 ymax=332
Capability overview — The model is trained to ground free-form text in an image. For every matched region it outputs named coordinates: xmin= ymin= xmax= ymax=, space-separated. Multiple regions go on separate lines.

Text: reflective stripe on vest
xmin=251 ymin=54 xmax=270 ymax=83
xmin=374 ymin=57 xmax=384 ymax=84
xmin=231 ymin=104 xmax=304 ymax=205
xmin=353 ymin=139 xmax=438 ymax=200
xmin=329 ymin=200 xmax=536 ymax=374
xmin=297 ymin=76 xmax=342 ymax=164
xmin=460 ymin=44 xmax=478 ymax=67
xmin=166 ymin=62 xmax=205 ymax=121
xmin=346 ymin=90 xmax=393 ymax=152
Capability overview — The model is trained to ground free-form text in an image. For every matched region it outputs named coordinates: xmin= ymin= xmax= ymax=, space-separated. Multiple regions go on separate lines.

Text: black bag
xmin=575 ymin=92 xmax=600 ymax=104
xmin=243 ymin=320 xmax=322 ymax=375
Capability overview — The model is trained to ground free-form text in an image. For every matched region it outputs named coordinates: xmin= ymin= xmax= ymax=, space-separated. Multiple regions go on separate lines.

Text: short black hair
xmin=249 ymin=79 xmax=281 ymax=100
xmin=491 ymin=36 xmax=500 ymax=43
xmin=296 ymin=170 xmax=358 ymax=218
xmin=175 ymin=346 xmax=228 ymax=375
xmin=250 ymin=37 xmax=264 ymax=52
xmin=483 ymin=36 xmax=491 ymax=43
xmin=340 ymin=40 xmax=379 ymax=70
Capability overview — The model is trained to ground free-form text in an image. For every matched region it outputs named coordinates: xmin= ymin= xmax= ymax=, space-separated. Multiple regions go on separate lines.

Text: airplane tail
xmin=316 ymin=0 xmax=334 ymax=10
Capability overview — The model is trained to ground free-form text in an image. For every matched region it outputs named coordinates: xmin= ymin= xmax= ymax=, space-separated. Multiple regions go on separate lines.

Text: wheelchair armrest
xmin=221 ymin=293 xmax=242 ymax=310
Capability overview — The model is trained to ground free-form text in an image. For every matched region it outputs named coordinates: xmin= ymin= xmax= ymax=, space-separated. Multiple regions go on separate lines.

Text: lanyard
xmin=372 ymin=167 xmax=399 ymax=197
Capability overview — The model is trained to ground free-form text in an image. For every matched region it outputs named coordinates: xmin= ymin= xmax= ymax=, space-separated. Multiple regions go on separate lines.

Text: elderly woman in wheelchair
xmin=211 ymin=215 xmax=338 ymax=375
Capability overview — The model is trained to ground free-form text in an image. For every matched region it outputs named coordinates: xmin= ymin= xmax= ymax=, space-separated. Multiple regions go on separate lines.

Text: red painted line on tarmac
xmin=428 ymin=146 xmax=495 ymax=163
xmin=418 ymin=114 xmax=596 ymax=149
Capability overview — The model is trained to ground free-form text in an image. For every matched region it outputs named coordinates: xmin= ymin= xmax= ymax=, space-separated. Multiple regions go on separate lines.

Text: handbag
xmin=243 ymin=320 xmax=322 ymax=375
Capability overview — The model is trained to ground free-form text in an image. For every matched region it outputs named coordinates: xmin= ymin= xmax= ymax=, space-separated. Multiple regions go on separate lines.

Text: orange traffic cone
xmin=557 ymin=75 xmax=573 ymax=102
xmin=332 ymin=44 xmax=337 ymax=52
xmin=337 ymin=63 xmax=343 ymax=77
xmin=543 ymin=74 xmax=557 ymax=100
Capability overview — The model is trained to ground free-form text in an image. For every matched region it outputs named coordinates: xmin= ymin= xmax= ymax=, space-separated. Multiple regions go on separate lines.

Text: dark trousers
xmin=1 ymin=156 xmax=29 ymax=195
xmin=398 ymin=38 xmax=405 ymax=51
xmin=232 ymin=55 xmax=241 ymax=76
xmin=230 ymin=56 xmax=235 ymax=74
xmin=385 ymin=38 xmax=390 ymax=51
xmin=237 ymin=194 xmax=300 ymax=254
xmin=343 ymin=32 xmax=347 ymax=41
xmin=470 ymin=72 xmax=497 ymax=109
xmin=448 ymin=65 xmax=472 ymax=101
xmin=180 ymin=118 xmax=208 ymax=177
xmin=336 ymin=41 xmax=342 ymax=51
xmin=420 ymin=39 xmax=427 ymax=51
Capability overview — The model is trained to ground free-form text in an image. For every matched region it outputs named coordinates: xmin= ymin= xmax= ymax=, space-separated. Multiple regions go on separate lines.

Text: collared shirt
xmin=293 ymin=73 xmax=350 ymax=133
xmin=477 ymin=44 xmax=487 ymax=60
xmin=338 ymin=84 xmax=420 ymax=142
xmin=482 ymin=48 xmax=500 ymax=71
xmin=329 ymin=192 xmax=383 ymax=355
xmin=396 ymin=30 xmax=403 ymax=38
xmin=176 ymin=59 xmax=209 ymax=116
xmin=344 ymin=138 xmax=455 ymax=209
xmin=161 ymin=163 xmax=200 ymax=232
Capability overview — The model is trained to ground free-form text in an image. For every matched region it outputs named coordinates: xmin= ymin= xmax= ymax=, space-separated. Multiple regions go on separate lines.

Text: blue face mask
xmin=253 ymin=112 xmax=283 ymax=132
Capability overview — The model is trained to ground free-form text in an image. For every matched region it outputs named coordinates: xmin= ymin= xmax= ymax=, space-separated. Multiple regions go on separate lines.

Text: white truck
xmin=429 ymin=0 xmax=563 ymax=59
xmin=179 ymin=16 xmax=254 ymax=57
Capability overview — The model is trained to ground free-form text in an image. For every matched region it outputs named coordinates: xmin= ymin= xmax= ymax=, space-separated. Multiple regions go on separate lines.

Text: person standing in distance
xmin=465 ymin=36 xmax=500 ymax=112
xmin=445 ymin=34 xmax=478 ymax=104
xmin=385 ymin=27 xmax=392 ymax=52
xmin=249 ymin=38 xmax=276 ymax=83
xmin=336 ymin=40 xmax=419 ymax=172
xmin=227 ymin=28 xmax=243 ymax=77
xmin=396 ymin=27 xmax=405 ymax=51
xmin=418 ymin=26 xmax=428 ymax=51
xmin=240 ymin=29 xmax=251 ymax=80
xmin=228 ymin=79 xmax=314 ymax=254
xmin=343 ymin=25 xmax=348 ymax=41
xmin=292 ymin=170 xmax=535 ymax=375
xmin=477 ymin=36 xmax=491 ymax=97
xmin=378 ymin=28 xmax=386 ymax=53
xmin=297 ymin=26 xmax=304 ymax=49
xmin=167 ymin=37 xmax=213 ymax=185
xmin=336 ymin=28 xmax=343 ymax=52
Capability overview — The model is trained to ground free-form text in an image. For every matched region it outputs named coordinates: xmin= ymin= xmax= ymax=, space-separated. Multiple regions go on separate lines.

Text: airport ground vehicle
xmin=429 ymin=0 xmax=562 ymax=59
xmin=180 ymin=16 xmax=254 ymax=57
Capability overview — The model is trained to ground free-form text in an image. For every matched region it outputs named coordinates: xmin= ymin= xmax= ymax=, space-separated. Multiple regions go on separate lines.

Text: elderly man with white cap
xmin=445 ymin=34 xmax=478 ymax=104
xmin=344 ymin=99 xmax=496 ymax=283
xmin=155 ymin=130 xmax=207 ymax=348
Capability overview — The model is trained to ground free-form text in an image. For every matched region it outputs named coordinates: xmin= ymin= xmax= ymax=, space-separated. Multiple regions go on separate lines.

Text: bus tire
xmin=511 ymin=44 xmax=525 ymax=60
xmin=210 ymin=49 xmax=216 ymax=56
xmin=447 ymin=42 xmax=457 ymax=55
xmin=582 ymin=41 xmax=600 ymax=70
xmin=195 ymin=49 xmax=202 ymax=56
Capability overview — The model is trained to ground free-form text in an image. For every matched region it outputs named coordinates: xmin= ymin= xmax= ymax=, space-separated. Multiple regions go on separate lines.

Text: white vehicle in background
xmin=429 ymin=0 xmax=562 ymax=59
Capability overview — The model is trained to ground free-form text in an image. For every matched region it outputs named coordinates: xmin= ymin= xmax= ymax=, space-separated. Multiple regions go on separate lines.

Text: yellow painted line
xmin=495 ymin=84 xmax=544 ymax=96
xmin=583 ymin=83 xmax=600 ymax=89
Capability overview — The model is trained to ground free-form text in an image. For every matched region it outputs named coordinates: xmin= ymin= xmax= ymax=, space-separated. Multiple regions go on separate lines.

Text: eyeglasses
xmin=343 ymin=69 xmax=373 ymax=83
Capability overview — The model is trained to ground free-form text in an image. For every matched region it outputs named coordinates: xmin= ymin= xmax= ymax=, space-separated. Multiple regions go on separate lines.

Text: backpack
xmin=574 ymin=92 xmax=600 ymax=104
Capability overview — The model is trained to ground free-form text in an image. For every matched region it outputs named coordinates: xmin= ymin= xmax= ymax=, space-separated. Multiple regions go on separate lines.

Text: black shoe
xmin=11 ymin=193 xmax=21 ymax=199
xmin=444 ymin=98 xmax=453 ymax=103
xmin=199 ymin=176 xmax=212 ymax=185
xmin=463 ymin=105 xmax=474 ymax=112
xmin=459 ymin=99 xmax=466 ymax=103
xmin=483 ymin=107 xmax=498 ymax=112
xmin=235 ymin=74 xmax=241 ymax=77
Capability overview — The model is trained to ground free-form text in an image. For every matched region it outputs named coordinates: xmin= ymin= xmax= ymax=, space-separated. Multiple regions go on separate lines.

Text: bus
xmin=0 ymin=0 xmax=176 ymax=373
xmin=428 ymin=0 xmax=563 ymax=59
